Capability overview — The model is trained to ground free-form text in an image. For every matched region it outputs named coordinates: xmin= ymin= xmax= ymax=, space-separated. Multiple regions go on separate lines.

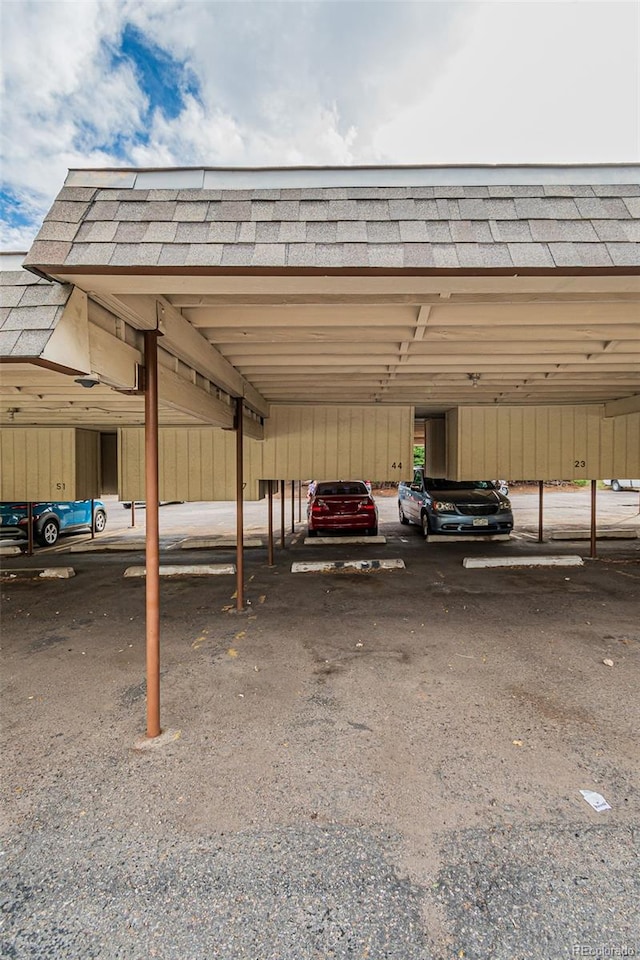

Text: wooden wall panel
xmin=0 ymin=427 xmax=102 ymax=500
xmin=423 ymin=419 xmax=446 ymax=476
xmin=261 ymin=405 xmax=413 ymax=481
xmin=118 ymin=427 xmax=265 ymax=502
xmin=449 ymin=406 xmax=640 ymax=480
xmin=75 ymin=430 xmax=101 ymax=499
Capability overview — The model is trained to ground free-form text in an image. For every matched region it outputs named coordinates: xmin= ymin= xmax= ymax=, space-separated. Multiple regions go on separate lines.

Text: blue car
xmin=0 ymin=500 xmax=107 ymax=547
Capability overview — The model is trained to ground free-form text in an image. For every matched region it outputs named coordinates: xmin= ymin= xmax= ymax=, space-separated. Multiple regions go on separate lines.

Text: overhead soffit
xmin=16 ymin=165 xmax=640 ymax=418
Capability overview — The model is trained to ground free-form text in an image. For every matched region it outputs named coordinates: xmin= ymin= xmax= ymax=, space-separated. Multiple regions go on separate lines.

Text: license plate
xmin=473 ymin=517 xmax=489 ymax=526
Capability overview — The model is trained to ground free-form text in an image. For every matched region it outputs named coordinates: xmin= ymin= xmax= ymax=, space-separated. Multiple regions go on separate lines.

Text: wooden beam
xmin=107 ymin=294 xmax=269 ymax=418
xmin=603 ymin=394 xmax=640 ymax=417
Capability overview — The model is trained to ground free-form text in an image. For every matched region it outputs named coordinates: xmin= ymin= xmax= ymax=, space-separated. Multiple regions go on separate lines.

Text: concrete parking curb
xmin=549 ymin=529 xmax=638 ymax=540
xmin=124 ymin=564 xmax=236 ymax=578
xmin=0 ymin=545 xmax=23 ymax=556
xmin=463 ymin=555 xmax=584 ymax=569
xmin=426 ymin=534 xmax=512 ymax=543
xmin=40 ymin=566 xmax=76 ymax=579
xmin=304 ymin=535 xmax=387 ymax=545
xmin=291 ymin=559 xmax=405 ymax=573
xmin=70 ymin=541 xmax=146 ymax=552
xmin=1 ymin=566 xmax=77 ymax=579
xmin=177 ymin=537 xmax=263 ymax=549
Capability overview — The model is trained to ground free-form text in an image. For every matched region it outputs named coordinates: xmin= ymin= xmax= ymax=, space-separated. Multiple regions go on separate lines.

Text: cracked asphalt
xmin=1 ymin=491 xmax=639 ymax=959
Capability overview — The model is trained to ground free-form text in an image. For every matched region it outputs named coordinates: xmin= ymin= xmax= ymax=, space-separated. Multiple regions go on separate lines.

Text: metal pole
xmin=538 ymin=481 xmax=544 ymax=543
xmin=280 ymin=480 xmax=285 ymax=549
xmin=267 ymin=482 xmax=274 ymax=566
xmin=235 ymin=398 xmax=245 ymax=611
xmin=290 ymin=480 xmax=295 ymax=534
xmin=144 ymin=330 xmax=161 ymax=739
xmin=590 ymin=479 xmax=597 ymax=559
xmin=423 ymin=418 xmax=427 ymax=469
xmin=298 ymin=480 xmax=302 ymax=523
xmin=131 ymin=501 xmax=136 ymax=528
xmin=90 ymin=497 xmax=95 ymax=540
xmin=27 ymin=502 xmax=33 ymax=557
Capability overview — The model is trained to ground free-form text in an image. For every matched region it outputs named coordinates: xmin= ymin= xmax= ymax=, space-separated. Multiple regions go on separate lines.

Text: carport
xmin=1 ymin=163 xmax=639 ymax=738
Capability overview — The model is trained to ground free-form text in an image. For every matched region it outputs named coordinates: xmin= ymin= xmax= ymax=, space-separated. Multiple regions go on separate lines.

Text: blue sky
xmin=1 ymin=0 xmax=638 ymax=250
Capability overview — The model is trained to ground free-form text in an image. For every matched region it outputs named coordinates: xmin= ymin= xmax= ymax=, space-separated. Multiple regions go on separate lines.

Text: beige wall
xmin=0 ymin=427 xmax=101 ymax=500
xmin=261 ymin=405 xmax=413 ymax=481
xmin=422 ymin=419 xmax=446 ymax=476
xmin=118 ymin=427 xmax=265 ymax=502
xmin=75 ymin=429 xmax=101 ymax=499
xmin=447 ymin=405 xmax=640 ymax=480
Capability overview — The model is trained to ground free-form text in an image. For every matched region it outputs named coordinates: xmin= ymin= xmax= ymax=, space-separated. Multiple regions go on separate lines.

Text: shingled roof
xmin=23 ymin=166 xmax=640 ymax=274
xmin=0 ymin=260 xmax=72 ymax=358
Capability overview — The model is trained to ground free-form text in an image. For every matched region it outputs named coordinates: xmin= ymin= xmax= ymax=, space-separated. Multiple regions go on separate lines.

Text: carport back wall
xmin=118 ymin=427 xmax=265 ymax=502
xmin=261 ymin=405 xmax=414 ymax=482
xmin=447 ymin=405 xmax=640 ymax=480
xmin=0 ymin=427 xmax=101 ymax=500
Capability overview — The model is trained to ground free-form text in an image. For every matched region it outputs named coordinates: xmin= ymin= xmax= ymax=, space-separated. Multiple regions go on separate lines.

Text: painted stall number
xmin=391 ymin=462 xmax=403 ymax=470
xmin=574 ymin=460 xmax=586 ymax=469
xmin=55 ymin=482 xmax=66 ymax=490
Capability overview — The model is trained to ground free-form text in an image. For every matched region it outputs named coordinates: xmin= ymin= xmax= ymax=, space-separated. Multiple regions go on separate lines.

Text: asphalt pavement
xmin=1 ymin=486 xmax=639 ymax=959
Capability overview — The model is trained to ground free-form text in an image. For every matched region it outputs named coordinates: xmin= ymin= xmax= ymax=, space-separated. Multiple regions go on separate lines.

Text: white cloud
xmin=1 ymin=0 xmax=638 ymax=249
xmin=372 ymin=1 xmax=640 ymax=162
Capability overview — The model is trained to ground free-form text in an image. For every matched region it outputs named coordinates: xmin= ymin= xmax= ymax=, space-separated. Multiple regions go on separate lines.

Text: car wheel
xmin=369 ymin=525 xmax=378 ymax=537
xmin=611 ymin=480 xmax=622 ymax=492
xmin=94 ymin=509 xmax=107 ymax=533
xmin=308 ymin=528 xmax=317 ymax=537
xmin=399 ymin=504 xmax=409 ymax=525
xmin=421 ymin=512 xmax=430 ymax=538
xmin=37 ymin=518 xmax=59 ymax=546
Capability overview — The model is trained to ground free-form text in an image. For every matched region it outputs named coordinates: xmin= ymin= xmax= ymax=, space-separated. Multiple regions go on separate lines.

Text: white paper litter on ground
xmin=580 ymin=789 xmax=611 ymax=812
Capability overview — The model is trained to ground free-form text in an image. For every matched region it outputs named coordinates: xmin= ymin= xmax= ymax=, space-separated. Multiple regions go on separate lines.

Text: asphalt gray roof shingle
xmin=0 ymin=270 xmax=73 ymax=358
xmin=21 ymin=169 xmax=640 ymax=273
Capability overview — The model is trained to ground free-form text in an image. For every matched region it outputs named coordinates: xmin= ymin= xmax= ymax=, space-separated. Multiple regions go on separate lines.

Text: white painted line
xmin=291 ymin=558 xmax=405 ymax=573
xmin=426 ymin=534 xmax=512 ymax=543
xmin=0 ymin=545 xmax=23 ymax=556
xmin=463 ymin=555 xmax=584 ymax=569
xmin=124 ymin=563 xmax=236 ymax=578
xmin=550 ymin=529 xmax=638 ymax=541
xmin=305 ymin=535 xmax=387 ymax=545
xmin=39 ymin=567 xmax=76 ymax=579
xmin=177 ymin=537 xmax=263 ymax=549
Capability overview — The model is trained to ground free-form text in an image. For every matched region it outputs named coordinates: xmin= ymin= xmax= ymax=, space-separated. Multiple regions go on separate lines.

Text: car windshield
xmin=424 ymin=479 xmax=495 ymax=491
xmin=315 ymin=482 xmax=369 ymax=496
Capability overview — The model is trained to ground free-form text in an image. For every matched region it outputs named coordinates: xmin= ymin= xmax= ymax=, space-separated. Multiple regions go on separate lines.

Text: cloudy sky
xmin=1 ymin=0 xmax=638 ymax=249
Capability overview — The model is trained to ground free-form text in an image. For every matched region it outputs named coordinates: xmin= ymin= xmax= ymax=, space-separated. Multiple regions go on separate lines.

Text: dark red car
xmin=307 ymin=481 xmax=378 ymax=537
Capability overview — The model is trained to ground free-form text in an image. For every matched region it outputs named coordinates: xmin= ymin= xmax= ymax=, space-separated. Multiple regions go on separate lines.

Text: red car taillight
xmin=311 ymin=499 xmax=330 ymax=513
xmin=356 ymin=499 xmax=375 ymax=512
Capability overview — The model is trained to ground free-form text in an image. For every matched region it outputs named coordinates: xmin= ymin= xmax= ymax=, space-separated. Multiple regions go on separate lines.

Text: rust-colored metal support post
xmin=144 ymin=330 xmax=161 ymax=739
xmin=235 ymin=397 xmax=245 ymax=611
xmin=298 ymin=480 xmax=302 ymax=523
xmin=131 ymin=501 xmax=136 ymax=528
xmin=538 ymin=481 xmax=544 ymax=543
xmin=590 ymin=479 xmax=597 ymax=559
xmin=27 ymin=502 xmax=33 ymax=557
xmin=280 ymin=480 xmax=285 ymax=549
xmin=267 ymin=482 xmax=274 ymax=566
xmin=290 ymin=480 xmax=295 ymax=534
xmin=90 ymin=497 xmax=95 ymax=540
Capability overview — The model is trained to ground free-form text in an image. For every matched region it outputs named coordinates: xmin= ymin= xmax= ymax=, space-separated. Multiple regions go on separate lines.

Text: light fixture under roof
xmin=74 ymin=374 xmax=101 ymax=389
xmin=469 ymin=373 xmax=480 ymax=389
